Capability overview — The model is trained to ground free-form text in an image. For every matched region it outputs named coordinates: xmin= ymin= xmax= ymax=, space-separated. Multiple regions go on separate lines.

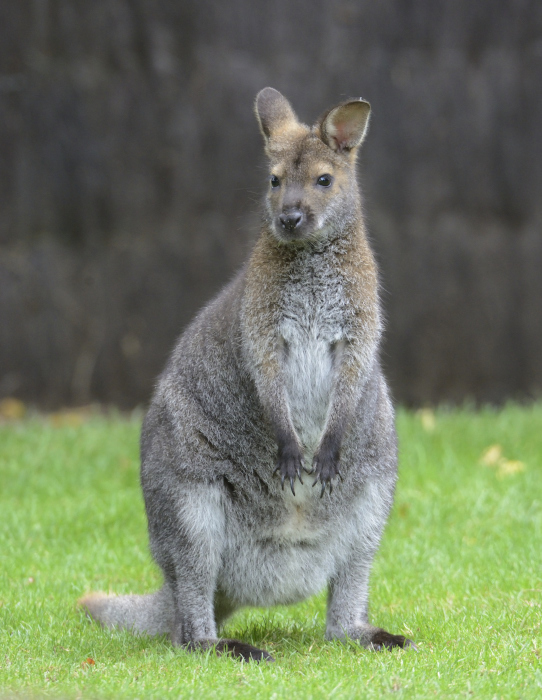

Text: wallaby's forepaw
xmin=273 ymin=441 xmax=305 ymax=495
xmin=310 ymin=443 xmax=343 ymax=497
xmin=369 ymin=629 xmax=418 ymax=652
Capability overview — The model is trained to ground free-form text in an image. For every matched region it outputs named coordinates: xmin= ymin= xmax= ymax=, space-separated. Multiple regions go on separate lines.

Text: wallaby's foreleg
xmin=325 ymin=480 xmax=416 ymax=651
xmin=244 ymin=338 xmax=305 ymax=495
xmin=311 ymin=343 xmax=376 ymax=496
xmin=260 ymin=373 xmax=306 ymax=496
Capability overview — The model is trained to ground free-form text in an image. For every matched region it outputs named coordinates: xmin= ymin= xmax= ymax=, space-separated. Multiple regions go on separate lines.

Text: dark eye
xmin=270 ymin=175 xmax=280 ymax=188
xmin=317 ymin=174 xmax=332 ymax=187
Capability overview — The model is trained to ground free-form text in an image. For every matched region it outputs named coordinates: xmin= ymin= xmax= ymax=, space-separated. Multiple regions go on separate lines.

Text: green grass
xmin=0 ymin=404 xmax=541 ymax=699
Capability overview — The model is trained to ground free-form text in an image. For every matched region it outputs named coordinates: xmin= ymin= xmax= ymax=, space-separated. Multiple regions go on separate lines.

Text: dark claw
xmin=312 ymin=474 xmax=331 ymax=496
xmin=310 ymin=442 xmax=342 ymax=497
xmin=274 ymin=445 xmax=304 ymax=496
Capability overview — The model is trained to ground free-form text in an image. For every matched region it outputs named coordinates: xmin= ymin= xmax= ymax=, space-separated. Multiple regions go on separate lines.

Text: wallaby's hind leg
xmin=325 ymin=479 xmax=417 ymax=652
xmin=146 ymin=481 xmax=273 ymax=662
xmin=210 ymin=593 xmax=274 ymax=662
xmin=326 ymin=556 xmax=416 ymax=651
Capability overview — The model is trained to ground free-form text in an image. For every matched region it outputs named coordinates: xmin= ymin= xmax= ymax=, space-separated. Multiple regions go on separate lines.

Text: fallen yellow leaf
xmin=418 ymin=408 xmax=436 ymax=432
xmin=0 ymin=398 xmax=26 ymax=420
xmin=479 ymin=444 xmax=502 ymax=466
xmin=50 ymin=411 xmax=86 ymax=428
xmin=480 ymin=445 xmax=526 ymax=477
xmin=497 ymin=460 xmax=525 ymax=478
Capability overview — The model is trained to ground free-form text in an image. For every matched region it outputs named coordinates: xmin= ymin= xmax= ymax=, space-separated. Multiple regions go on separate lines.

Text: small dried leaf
xmin=479 ymin=444 xmax=502 ymax=467
xmin=480 ymin=445 xmax=525 ymax=477
xmin=418 ymin=408 xmax=436 ymax=432
xmin=497 ymin=460 xmax=525 ymax=478
xmin=398 ymin=503 xmax=410 ymax=518
xmin=0 ymin=398 xmax=26 ymax=420
xmin=50 ymin=411 xmax=85 ymax=428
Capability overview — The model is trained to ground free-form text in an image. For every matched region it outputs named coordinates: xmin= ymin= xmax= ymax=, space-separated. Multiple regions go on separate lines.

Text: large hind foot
xmin=218 ymin=639 xmax=275 ymax=662
xmin=186 ymin=638 xmax=274 ymax=662
xmin=326 ymin=623 xmax=417 ymax=652
xmin=369 ymin=628 xmax=417 ymax=651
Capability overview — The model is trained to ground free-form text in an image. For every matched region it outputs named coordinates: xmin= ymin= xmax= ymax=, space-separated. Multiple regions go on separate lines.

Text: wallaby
xmin=79 ymin=87 xmax=416 ymax=662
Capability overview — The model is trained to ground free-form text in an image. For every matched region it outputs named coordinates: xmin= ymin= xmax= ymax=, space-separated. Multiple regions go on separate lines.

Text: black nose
xmin=279 ymin=211 xmax=303 ymax=232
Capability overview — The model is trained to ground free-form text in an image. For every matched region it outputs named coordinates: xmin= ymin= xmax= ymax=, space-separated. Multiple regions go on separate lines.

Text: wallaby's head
xmin=255 ymin=87 xmax=370 ymax=244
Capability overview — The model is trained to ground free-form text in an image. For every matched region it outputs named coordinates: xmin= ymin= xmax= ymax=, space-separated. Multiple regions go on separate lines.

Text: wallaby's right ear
xmin=320 ymin=99 xmax=371 ymax=154
xmin=255 ymin=88 xmax=299 ymax=144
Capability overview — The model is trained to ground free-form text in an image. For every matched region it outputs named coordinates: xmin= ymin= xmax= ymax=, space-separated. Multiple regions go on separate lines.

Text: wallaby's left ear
xmin=320 ymin=99 xmax=371 ymax=154
xmin=255 ymin=87 xmax=299 ymax=144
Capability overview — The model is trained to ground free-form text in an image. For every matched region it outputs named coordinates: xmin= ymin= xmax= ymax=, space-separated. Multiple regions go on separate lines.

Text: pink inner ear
xmin=331 ymin=121 xmax=353 ymax=152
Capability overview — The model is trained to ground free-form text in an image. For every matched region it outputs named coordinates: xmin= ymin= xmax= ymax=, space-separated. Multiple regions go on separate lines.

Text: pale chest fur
xmin=278 ymin=254 xmax=349 ymax=456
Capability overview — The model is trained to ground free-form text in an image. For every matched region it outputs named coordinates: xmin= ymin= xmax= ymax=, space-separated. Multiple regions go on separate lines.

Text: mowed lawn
xmin=0 ymin=404 xmax=540 ymax=699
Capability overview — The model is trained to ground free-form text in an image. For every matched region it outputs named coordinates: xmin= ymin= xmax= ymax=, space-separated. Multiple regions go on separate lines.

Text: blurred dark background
xmin=1 ymin=0 xmax=541 ymax=409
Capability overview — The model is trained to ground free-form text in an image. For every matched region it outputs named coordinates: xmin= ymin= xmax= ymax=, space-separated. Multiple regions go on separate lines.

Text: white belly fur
xmin=220 ymin=485 xmax=379 ymax=608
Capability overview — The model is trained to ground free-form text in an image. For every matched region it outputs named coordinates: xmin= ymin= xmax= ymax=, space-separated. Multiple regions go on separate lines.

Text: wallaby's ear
xmin=255 ymin=87 xmax=299 ymax=143
xmin=320 ymin=99 xmax=371 ymax=154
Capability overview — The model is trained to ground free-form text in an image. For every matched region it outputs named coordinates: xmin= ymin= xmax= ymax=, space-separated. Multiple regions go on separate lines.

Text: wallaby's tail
xmin=79 ymin=585 xmax=275 ymax=661
xmin=79 ymin=585 xmax=174 ymax=637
